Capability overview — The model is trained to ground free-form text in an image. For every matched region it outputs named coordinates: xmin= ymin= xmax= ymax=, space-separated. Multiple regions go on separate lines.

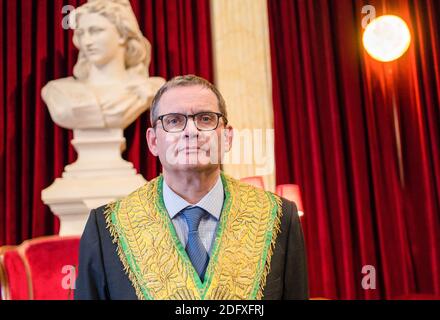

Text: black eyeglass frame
xmin=154 ymin=112 xmax=228 ymax=132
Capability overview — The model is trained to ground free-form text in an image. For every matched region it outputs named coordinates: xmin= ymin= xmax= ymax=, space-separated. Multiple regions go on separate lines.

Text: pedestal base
xmin=42 ymin=128 xmax=148 ymax=236
xmin=42 ymin=174 xmax=146 ymax=236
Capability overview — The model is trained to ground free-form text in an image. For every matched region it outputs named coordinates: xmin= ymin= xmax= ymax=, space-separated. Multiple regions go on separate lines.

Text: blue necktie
xmin=181 ymin=206 xmax=209 ymax=282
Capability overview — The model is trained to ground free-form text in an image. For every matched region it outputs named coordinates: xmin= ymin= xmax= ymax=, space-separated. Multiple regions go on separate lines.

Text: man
xmin=74 ymin=75 xmax=308 ymax=300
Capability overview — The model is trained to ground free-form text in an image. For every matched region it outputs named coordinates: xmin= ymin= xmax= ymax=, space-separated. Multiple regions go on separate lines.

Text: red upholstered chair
xmin=0 ymin=246 xmax=29 ymax=300
xmin=276 ymin=184 xmax=304 ymax=217
xmin=0 ymin=236 xmax=80 ymax=300
xmin=20 ymin=236 xmax=80 ymax=300
xmin=240 ymin=176 xmax=265 ymax=189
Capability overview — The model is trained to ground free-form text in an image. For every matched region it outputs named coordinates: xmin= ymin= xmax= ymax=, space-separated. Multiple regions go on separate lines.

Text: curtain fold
xmin=268 ymin=0 xmax=440 ymax=299
xmin=0 ymin=0 xmax=213 ymax=246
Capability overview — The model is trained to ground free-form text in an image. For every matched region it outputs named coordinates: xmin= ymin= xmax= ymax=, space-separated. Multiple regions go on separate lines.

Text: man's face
xmin=146 ymin=85 xmax=233 ymax=173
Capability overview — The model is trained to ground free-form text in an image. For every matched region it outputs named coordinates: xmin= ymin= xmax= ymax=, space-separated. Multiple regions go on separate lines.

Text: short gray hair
xmin=150 ymin=75 xmax=228 ymax=126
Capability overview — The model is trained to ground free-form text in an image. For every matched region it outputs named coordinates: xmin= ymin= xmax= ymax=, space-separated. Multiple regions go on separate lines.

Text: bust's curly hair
xmin=71 ymin=0 xmax=151 ymax=80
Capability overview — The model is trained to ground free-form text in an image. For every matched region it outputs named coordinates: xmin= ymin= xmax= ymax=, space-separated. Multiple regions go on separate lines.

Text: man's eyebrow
xmin=163 ymin=106 xmax=218 ymax=113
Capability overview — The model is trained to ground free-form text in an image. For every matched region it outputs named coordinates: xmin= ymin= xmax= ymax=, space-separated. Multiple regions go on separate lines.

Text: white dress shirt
xmin=162 ymin=175 xmax=224 ymax=256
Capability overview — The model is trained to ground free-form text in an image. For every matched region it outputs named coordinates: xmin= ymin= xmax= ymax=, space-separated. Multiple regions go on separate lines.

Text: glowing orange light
xmin=363 ymin=15 xmax=411 ymax=62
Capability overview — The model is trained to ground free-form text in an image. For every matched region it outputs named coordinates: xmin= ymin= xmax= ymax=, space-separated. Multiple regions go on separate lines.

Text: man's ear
xmin=146 ymin=127 xmax=159 ymax=156
xmin=223 ymin=125 xmax=234 ymax=153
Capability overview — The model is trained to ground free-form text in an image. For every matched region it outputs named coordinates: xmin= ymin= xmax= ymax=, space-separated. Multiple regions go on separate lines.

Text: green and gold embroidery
xmin=104 ymin=173 xmax=283 ymax=300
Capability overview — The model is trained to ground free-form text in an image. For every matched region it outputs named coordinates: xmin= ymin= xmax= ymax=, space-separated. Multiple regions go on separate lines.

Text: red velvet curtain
xmin=268 ymin=0 xmax=440 ymax=299
xmin=0 ymin=0 xmax=213 ymax=246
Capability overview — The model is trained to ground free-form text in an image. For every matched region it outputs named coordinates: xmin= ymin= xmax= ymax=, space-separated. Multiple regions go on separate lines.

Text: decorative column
xmin=210 ymin=0 xmax=276 ymax=191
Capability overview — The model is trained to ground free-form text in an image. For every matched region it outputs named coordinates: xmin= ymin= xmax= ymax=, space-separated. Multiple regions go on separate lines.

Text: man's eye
xmin=201 ymin=115 xmax=213 ymax=122
xmin=166 ymin=117 xmax=180 ymax=125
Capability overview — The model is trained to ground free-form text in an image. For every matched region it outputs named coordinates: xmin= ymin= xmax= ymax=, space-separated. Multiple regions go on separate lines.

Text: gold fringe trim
xmin=256 ymin=194 xmax=283 ymax=300
xmin=103 ymin=200 xmax=146 ymax=300
xmin=103 ymin=176 xmax=283 ymax=300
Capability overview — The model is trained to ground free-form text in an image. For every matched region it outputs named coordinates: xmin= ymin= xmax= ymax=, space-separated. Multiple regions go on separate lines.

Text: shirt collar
xmin=162 ymin=175 xmax=224 ymax=220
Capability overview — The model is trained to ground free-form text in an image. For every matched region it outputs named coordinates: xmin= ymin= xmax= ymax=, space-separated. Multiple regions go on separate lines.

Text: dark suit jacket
xmin=74 ymin=197 xmax=309 ymax=300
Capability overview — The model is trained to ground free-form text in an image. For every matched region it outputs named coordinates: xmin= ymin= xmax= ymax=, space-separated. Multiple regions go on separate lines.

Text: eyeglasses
xmin=155 ymin=112 xmax=228 ymax=133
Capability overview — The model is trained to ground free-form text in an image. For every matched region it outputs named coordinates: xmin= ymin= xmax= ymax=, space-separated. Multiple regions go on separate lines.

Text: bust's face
xmin=75 ymin=12 xmax=125 ymax=67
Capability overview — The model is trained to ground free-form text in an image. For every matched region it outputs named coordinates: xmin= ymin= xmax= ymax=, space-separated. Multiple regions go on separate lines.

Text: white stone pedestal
xmin=42 ymin=128 xmax=147 ymax=236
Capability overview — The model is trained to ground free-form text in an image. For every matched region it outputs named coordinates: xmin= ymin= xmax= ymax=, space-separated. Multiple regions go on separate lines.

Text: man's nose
xmin=184 ymin=117 xmax=199 ymax=137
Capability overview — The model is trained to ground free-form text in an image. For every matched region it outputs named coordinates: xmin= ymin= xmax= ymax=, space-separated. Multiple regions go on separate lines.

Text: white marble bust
xmin=42 ymin=0 xmax=164 ymax=129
